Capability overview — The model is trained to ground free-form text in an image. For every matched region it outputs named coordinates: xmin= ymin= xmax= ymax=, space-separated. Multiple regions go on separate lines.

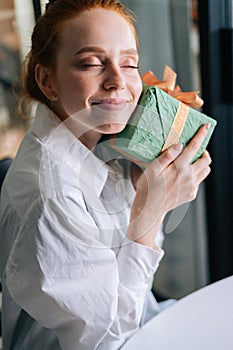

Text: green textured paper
xmin=100 ymin=85 xmax=217 ymax=166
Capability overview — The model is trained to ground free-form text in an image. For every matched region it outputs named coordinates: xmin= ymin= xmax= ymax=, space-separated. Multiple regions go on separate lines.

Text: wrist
xmin=126 ymin=212 xmax=165 ymax=249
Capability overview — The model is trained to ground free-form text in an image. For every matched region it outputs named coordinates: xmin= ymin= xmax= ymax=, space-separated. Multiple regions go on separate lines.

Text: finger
xmin=196 ymin=164 xmax=211 ymax=184
xmin=150 ymin=143 xmax=184 ymax=175
xmin=193 ymin=150 xmax=212 ymax=169
xmin=201 ymin=149 xmax=212 ymax=164
xmin=182 ymin=123 xmax=211 ymax=163
xmin=192 ymin=150 xmax=212 ymax=182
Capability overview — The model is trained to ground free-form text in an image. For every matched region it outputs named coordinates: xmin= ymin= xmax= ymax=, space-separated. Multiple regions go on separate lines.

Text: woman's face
xmin=51 ymin=8 xmax=142 ymax=136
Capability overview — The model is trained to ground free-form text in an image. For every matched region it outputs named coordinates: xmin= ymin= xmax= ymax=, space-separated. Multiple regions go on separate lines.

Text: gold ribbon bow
xmin=141 ymin=65 xmax=204 ymax=150
xmin=141 ymin=65 xmax=204 ymax=109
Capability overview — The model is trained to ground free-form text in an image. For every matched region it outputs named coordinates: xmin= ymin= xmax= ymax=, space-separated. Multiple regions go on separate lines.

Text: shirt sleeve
xmin=5 ymin=193 xmax=164 ymax=350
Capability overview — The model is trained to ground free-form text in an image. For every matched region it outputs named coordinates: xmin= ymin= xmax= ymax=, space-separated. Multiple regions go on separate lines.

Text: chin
xmin=98 ymin=123 xmax=126 ymax=134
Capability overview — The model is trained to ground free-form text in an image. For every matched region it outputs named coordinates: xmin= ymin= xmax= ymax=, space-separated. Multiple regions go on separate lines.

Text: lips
xmin=92 ymin=98 xmax=129 ymax=110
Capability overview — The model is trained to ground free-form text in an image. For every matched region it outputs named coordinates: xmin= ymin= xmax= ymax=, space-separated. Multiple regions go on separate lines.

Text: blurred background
xmin=0 ymin=0 xmax=232 ymax=302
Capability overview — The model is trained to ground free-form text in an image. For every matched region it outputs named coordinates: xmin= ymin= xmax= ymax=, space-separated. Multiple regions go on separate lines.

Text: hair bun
xmin=45 ymin=0 xmax=58 ymax=11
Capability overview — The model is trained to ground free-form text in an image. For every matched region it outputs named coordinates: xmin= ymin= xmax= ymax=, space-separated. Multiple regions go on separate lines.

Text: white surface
xmin=122 ymin=276 xmax=233 ymax=350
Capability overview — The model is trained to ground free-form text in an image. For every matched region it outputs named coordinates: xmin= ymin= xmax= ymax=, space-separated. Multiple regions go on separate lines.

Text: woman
xmin=0 ymin=1 xmax=212 ymax=349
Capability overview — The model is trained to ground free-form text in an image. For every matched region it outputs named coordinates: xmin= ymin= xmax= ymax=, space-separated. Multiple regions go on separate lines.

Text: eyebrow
xmin=75 ymin=46 xmax=138 ymax=56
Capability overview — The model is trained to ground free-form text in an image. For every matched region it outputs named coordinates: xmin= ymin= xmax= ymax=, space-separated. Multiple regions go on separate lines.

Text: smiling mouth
xmin=92 ymin=98 xmax=129 ymax=110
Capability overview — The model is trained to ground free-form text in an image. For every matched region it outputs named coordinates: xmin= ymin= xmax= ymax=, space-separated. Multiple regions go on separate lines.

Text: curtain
xmin=198 ymin=0 xmax=233 ymax=283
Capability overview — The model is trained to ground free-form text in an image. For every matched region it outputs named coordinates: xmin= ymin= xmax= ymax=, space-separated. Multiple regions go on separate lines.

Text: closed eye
xmin=121 ymin=65 xmax=139 ymax=72
xmin=77 ymin=63 xmax=104 ymax=71
xmin=120 ymin=58 xmax=139 ymax=70
xmin=122 ymin=65 xmax=139 ymax=69
xmin=82 ymin=64 xmax=103 ymax=67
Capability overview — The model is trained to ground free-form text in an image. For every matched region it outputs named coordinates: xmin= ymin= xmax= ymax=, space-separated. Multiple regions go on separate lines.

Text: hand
xmin=127 ymin=123 xmax=212 ymax=248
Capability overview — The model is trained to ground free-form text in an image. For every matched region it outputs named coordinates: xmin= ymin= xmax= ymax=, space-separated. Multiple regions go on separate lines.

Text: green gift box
xmin=99 ymin=85 xmax=217 ymax=167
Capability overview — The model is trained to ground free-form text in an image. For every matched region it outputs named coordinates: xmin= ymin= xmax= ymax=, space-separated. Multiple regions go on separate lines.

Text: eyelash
xmin=81 ymin=64 xmax=139 ymax=69
xmin=82 ymin=64 xmax=102 ymax=67
xmin=123 ymin=65 xmax=139 ymax=69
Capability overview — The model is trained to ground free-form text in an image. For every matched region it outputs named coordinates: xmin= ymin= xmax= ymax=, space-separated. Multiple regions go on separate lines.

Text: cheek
xmin=131 ymin=77 xmax=143 ymax=103
xmin=58 ymin=76 xmax=94 ymax=110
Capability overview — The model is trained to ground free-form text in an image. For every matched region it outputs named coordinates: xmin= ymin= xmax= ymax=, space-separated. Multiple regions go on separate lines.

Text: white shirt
xmin=0 ymin=104 xmax=164 ymax=350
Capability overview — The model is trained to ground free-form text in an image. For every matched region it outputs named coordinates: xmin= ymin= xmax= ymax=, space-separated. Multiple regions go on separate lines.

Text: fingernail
xmin=206 ymin=123 xmax=211 ymax=130
xmin=173 ymin=143 xmax=184 ymax=152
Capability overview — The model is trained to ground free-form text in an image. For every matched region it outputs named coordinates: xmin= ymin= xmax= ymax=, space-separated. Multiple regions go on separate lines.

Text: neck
xmin=78 ymin=130 xmax=102 ymax=150
xmin=50 ymin=105 xmax=102 ymax=150
xmin=63 ymin=117 xmax=102 ymax=150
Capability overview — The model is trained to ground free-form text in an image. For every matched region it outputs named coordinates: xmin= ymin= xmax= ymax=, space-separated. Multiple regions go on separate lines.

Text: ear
xmin=35 ymin=64 xmax=58 ymax=101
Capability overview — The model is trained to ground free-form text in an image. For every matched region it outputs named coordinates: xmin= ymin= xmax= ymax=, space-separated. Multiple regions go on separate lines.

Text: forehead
xmin=58 ymin=8 xmax=137 ymax=53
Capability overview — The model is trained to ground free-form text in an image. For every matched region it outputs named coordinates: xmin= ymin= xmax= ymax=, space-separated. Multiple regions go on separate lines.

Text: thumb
xmin=151 ymin=143 xmax=184 ymax=174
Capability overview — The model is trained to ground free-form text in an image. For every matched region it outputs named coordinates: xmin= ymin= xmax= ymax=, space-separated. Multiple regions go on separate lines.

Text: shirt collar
xmin=30 ymin=103 xmax=109 ymax=197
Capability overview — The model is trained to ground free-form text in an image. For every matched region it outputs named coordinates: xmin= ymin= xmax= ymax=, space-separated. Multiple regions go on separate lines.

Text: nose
xmin=103 ymin=64 xmax=126 ymax=91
